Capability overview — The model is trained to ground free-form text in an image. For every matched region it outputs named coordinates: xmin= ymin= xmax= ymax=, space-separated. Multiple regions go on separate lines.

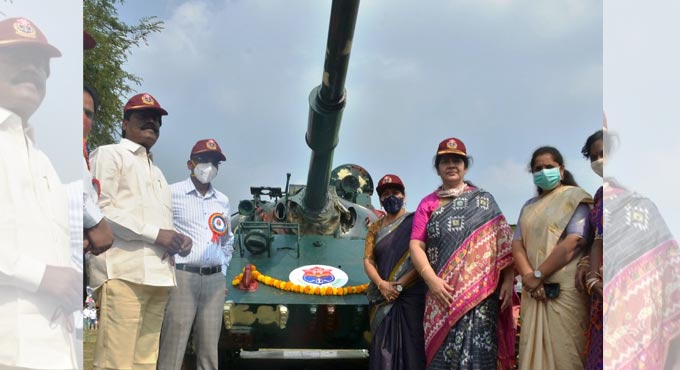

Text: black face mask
xmin=381 ymin=195 xmax=404 ymax=215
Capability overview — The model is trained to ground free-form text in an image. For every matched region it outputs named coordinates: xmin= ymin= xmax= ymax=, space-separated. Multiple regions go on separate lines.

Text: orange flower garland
xmin=231 ymin=264 xmax=368 ymax=296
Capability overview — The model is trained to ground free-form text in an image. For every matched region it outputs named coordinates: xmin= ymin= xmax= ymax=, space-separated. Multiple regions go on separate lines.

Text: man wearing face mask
xmin=157 ymin=139 xmax=234 ymax=370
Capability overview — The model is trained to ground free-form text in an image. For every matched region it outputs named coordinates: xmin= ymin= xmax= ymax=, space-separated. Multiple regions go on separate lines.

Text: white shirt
xmin=0 ymin=108 xmax=78 ymax=369
xmin=171 ymin=178 xmax=234 ymax=275
xmin=88 ymin=138 xmax=175 ymax=288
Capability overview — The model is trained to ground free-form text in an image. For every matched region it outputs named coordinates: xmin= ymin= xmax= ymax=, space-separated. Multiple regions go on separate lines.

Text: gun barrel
xmin=303 ymin=0 xmax=360 ymax=211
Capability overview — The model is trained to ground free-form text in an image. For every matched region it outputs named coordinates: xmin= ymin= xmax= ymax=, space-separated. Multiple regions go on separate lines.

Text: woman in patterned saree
xmin=409 ymin=137 xmax=516 ymax=370
xmin=365 ymin=174 xmax=426 ymax=370
xmin=580 ymin=129 xmax=604 ymax=370
xmin=513 ymin=146 xmax=592 ymax=370
xmin=599 ymin=117 xmax=680 ymax=369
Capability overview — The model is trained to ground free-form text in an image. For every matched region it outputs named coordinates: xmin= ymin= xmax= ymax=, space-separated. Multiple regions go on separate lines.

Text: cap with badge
xmin=436 ymin=137 xmax=467 ymax=157
xmin=123 ymin=93 xmax=168 ymax=116
xmin=191 ymin=138 xmax=227 ymax=162
xmin=0 ymin=17 xmax=61 ymax=57
xmin=376 ymin=174 xmax=405 ymax=197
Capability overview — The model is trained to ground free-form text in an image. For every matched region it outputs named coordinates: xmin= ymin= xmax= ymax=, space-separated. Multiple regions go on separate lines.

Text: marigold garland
xmin=231 ymin=264 xmax=369 ymax=296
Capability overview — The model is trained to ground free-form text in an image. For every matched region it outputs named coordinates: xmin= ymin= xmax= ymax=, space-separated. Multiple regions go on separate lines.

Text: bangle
xmin=577 ymin=256 xmax=591 ymax=269
xmin=585 ymin=277 xmax=601 ymax=295
xmin=420 ymin=265 xmax=432 ymax=275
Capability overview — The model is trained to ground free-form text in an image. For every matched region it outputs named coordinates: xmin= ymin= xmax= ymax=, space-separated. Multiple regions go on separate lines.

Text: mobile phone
xmin=544 ymin=283 xmax=560 ymax=299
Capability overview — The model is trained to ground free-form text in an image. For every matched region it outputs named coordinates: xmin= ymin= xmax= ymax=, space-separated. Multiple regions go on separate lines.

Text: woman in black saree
xmin=364 ymin=174 xmax=426 ymax=370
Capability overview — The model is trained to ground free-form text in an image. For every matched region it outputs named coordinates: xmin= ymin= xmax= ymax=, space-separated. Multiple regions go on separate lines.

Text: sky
xmin=604 ymin=0 xmax=680 ymax=234
xmin=1 ymin=0 xmax=82 ymax=182
xmin=114 ymin=0 xmax=603 ymax=224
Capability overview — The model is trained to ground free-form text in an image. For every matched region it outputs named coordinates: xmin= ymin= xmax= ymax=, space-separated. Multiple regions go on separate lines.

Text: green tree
xmin=84 ymin=0 xmax=163 ymax=148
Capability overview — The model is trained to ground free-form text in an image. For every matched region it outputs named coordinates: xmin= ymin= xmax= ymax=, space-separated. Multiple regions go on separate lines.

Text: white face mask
xmin=193 ymin=162 xmax=218 ymax=184
xmin=591 ymin=158 xmax=604 ymax=178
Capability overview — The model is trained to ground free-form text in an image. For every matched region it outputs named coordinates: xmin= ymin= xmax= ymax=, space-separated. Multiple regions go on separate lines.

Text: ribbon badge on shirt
xmin=208 ymin=213 xmax=228 ymax=243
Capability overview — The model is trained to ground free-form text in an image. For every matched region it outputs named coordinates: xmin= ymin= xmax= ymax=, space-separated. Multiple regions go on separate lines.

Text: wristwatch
xmin=533 ymin=270 xmax=543 ymax=279
xmin=395 ymin=284 xmax=403 ymax=292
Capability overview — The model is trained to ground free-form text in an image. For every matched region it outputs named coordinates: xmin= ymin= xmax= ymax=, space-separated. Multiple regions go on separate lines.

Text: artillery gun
xmin=219 ymin=0 xmax=381 ymax=364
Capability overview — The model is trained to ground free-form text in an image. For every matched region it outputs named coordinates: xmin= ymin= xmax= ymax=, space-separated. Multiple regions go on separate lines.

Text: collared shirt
xmin=171 ymin=177 xmax=234 ymax=275
xmin=65 ymin=178 xmax=84 ymax=273
xmin=0 ymin=107 xmax=77 ymax=368
xmin=88 ymin=138 xmax=175 ymax=288
xmin=83 ymin=157 xmax=104 ymax=229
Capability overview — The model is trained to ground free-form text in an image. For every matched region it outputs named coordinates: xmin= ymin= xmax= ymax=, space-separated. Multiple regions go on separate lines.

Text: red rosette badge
xmin=208 ymin=213 xmax=228 ymax=243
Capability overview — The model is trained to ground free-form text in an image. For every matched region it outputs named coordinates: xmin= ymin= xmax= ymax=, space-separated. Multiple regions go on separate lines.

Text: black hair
xmin=83 ymin=84 xmax=99 ymax=112
xmin=378 ymin=184 xmax=405 ymax=198
xmin=432 ymin=154 xmax=478 ymax=189
xmin=433 ymin=153 xmax=473 ymax=170
xmin=581 ymin=129 xmax=603 ymax=159
xmin=529 ymin=146 xmax=578 ymax=195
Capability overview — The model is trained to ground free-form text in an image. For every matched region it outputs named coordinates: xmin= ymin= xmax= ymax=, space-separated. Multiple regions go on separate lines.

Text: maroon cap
xmin=84 ymin=31 xmax=96 ymax=50
xmin=376 ymin=174 xmax=405 ymax=197
xmin=123 ymin=93 xmax=168 ymax=116
xmin=436 ymin=137 xmax=467 ymax=157
xmin=191 ymin=139 xmax=227 ymax=161
xmin=0 ymin=17 xmax=61 ymax=57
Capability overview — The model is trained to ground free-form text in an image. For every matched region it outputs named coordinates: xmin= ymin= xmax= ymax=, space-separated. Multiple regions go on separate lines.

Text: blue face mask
xmin=381 ymin=195 xmax=404 ymax=215
xmin=533 ymin=168 xmax=561 ymax=191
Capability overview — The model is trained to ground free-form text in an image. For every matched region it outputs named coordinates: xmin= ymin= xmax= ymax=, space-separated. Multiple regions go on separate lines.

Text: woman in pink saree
xmin=409 ymin=137 xmax=516 ymax=370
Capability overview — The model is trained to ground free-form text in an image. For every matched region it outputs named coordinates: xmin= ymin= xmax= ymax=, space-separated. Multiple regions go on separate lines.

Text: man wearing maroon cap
xmin=88 ymin=93 xmax=192 ymax=370
xmin=158 ymin=139 xmax=233 ymax=370
xmin=0 ymin=17 xmax=81 ymax=370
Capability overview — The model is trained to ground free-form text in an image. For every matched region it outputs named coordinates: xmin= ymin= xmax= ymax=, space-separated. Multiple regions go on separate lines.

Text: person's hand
xmin=38 ymin=265 xmax=82 ymax=311
xmin=426 ymin=276 xmax=455 ymax=309
xmin=85 ymin=219 xmax=114 ymax=255
xmin=592 ymin=281 xmax=603 ymax=298
xmin=176 ymin=234 xmax=193 ymax=257
xmin=526 ymin=282 xmax=546 ymax=301
xmin=575 ymin=265 xmax=588 ymax=293
xmin=521 ymin=272 xmax=543 ymax=292
xmin=378 ymin=280 xmax=400 ymax=302
xmin=499 ymin=275 xmax=515 ymax=311
xmin=155 ymin=229 xmax=187 ymax=254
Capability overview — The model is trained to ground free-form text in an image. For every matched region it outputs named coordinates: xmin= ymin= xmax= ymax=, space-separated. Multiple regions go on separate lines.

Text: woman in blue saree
xmin=365 ymin=174 xmax=426 ymax=370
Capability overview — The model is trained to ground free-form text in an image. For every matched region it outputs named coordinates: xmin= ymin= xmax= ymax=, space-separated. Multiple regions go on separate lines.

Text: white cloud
xmin=117 ymin=0 xmax=601 ymax=218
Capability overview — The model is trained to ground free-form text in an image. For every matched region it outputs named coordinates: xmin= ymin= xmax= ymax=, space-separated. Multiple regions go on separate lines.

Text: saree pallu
xmin=422 ymin=189 xmax=514 ymax=370
xmin=603 ymin=183 xmax=680 ymax=370
xmin=517 ymin=185 xmax=592 ymax=370
xmin=367 ymin=213 xmax=427 ymax=370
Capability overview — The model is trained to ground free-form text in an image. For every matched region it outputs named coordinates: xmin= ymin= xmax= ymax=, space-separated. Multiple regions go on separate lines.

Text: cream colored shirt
xmin=88 ymin=138 xmax=176 ymax=288
xmin=0 ymin=108 xmax=77 ymax=369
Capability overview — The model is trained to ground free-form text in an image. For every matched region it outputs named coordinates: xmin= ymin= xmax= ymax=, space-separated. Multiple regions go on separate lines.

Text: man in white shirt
xmin=0 ymin=17 xmax=80 ymax=369
xmin=158 ymin=139 xmax=234 ymax=370
xmin=89 ymin=93 xmax=192 ymax=370
xmin=82 ymin=33 xmax=113 ymax=256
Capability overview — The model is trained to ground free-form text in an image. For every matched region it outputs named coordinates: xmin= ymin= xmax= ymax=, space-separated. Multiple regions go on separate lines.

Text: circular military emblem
xmin=141 ymin=94 xmax=155 ymax=105
xmin=447 ymin=139 xmax=458 ymax=149
xmin=206 ymin=140 xmax=217 ymax=150
xmin=289 ymin=265 xmax=349 ymax=288
xmin=13 ymin=19 xmax=36 ymax=39
xmin=382 ymin=176 xmax=392 ymax=185
xmin=208 ymin=213 xmax=227 ymax=242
